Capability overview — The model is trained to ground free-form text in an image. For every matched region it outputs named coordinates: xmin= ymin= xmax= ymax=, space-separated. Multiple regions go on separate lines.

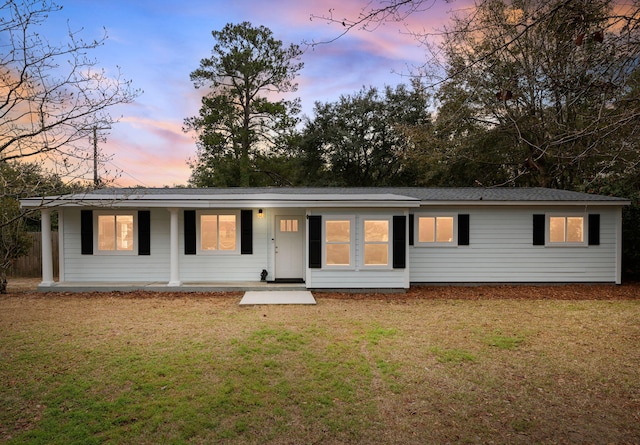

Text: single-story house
xmin=20 ymin=187 xmax=630 ymax=290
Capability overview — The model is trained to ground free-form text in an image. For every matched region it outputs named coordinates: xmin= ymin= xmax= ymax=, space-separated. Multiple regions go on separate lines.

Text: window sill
xmin=195 ymin=250 xmax=241 ymax=255
xmin=95 ymin=250 xmax=137 ymax=256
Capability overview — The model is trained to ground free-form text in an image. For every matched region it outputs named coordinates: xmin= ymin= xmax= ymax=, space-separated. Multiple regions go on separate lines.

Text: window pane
xmin=326 ymin=244 xmax=350 ymax=265
xmin=326 ymin=220 xmax=350 ymax=242
xmin=549 ymin=217 xmax=565 ymax=243
xmin=116 ymin=215 xmax=134 ymax=251
xmin=98 ymin=215 xmax=115 ymax=250
xmin=219 ymin=215 xmax=236 ymax=250
xmin=280 ymin=219 xmax=299 ymax=233
xmin=364 ymin=220 xmax=388 ymax=242
xmin=201 ymin=215 xmax=218 ymax=250
xmin=436 ymin=217 xmax=454 ymax=243
xmin=418 ymin=217 xmax=435 ymax=243
xmin=567 ymin=217 xmax=584 ymax=243
xmin=364 ymin=244 xmax=388 ymax=266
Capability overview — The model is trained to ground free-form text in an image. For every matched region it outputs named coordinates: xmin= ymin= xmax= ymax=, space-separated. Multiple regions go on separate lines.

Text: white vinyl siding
xmin=63 ymin=208 xmax=169 ymax=282
xmin=308 ymin=210 xmax=409 ymax=289
xmin=180 ymin=210 xmax=266 ymax=282
xmin=410 ymin=205 xmax=619 ymax=283
xmin=59 ymin=203 xmax=621 ymax=286
xmin=62 ymin=208 xmax=270 ymax=283
xmin=308 ymin=269 xmax=408 ymax=289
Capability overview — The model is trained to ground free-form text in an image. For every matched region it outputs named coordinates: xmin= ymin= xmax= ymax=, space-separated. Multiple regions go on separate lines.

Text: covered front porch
xmin=34 ymin=280 xmax=308 ymax=293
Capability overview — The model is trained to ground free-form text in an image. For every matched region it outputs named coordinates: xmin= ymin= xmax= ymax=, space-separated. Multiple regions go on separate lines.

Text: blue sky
xmin=40 ymin=0 xmax=464 ymax=186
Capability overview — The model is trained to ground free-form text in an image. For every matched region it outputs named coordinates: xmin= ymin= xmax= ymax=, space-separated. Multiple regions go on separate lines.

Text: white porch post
xmin=40 ymin=209 xmax=54 ymax=286
xmin=168 ymin=208 xmax=182 ymax=286
xmin=403 ymin=209 xmax=410 ymax=289
xmin=616 ymin=207 xmax=623 ymax=285
xmin=57 ymin=209 xmax=64 ymax=282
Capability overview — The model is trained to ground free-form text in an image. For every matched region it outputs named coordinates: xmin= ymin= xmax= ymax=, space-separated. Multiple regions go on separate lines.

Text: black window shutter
xmin=138 ymin=210 xmax=151 ymax=255
xmin=408 ymin=214 xmax=414 ymax=246
xmin=184 ymin=210 xmax=196 ymax=255
xmin=241 ymin=210 xmax=253 ymax=254
xmin=392 ymin=215 xmax=406 ymax=269
xmin=588 ymin=214 xmax=600 ymax=246
xmin=533 ymin=214 xmax=545 ymax=246
xmin=458 ymin=214 xmax=470 ymax=246
xmin=308 ymin=215 xmax=322 ymax=268
xmin=80 ymin=210 xmax=93 ymax=255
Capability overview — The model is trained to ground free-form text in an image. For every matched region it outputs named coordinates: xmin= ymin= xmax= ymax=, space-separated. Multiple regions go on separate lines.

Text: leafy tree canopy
xmin=185 ymin=22 xmax=304 ymax=187
xmin=299 ymin=81 xmax=431 ymax=186
xmin=430 ymin=0 xmax=640 ymax=189
xmin=0 ymin=162 xmax=85 ymax=292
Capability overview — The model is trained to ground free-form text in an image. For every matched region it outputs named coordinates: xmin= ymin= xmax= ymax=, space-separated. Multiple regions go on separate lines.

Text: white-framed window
xmin=416 ymin=215 xmax=457 ymax=246
xmin=197 ymin=211 xmax=239 ymax=254
xmin=361 ymin=217 xmax=391 ymax=268
xmin=547 ymin=215 xmax=585 ymax=245
xmin=96 ymin=211 xmax=136 ymax=254
xmin=324 ymin=216 xmax=355 ymax=268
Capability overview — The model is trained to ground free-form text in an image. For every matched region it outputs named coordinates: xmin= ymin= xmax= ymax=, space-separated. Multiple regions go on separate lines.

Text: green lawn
xmin=1 ymin=291 xmax=639 ymax=444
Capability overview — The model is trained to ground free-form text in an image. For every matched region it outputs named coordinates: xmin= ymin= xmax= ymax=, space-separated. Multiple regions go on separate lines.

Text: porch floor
xmin=37 ymin=281 xmax=307 ymax=293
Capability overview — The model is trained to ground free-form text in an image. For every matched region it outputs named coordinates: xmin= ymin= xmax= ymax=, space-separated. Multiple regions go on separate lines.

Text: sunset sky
xmin=40 ymin=0 xmax=470 ymax=186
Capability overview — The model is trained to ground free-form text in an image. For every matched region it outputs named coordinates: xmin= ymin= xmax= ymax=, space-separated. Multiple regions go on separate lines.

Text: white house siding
xmin=61 ymin=208 xmax=299 ymax=283
xmin=59 ymin=202 xmax=621 ymax=286
xmin=62 ymin=208 xmax=170 ymax=282
xmin=179 ymin=209 xmax=268 ymax=283
xmin=409 ymin=205 xmax=619 ymax=283
xmin=307 ymin=209 xmax=410 ymax=289
xmin=308 ymin=269 xmax=408 ymax=289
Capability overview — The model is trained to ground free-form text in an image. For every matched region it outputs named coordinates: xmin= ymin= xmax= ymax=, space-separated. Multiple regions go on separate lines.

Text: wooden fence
xmin=8 ymin=232 xmax=59 ymax=278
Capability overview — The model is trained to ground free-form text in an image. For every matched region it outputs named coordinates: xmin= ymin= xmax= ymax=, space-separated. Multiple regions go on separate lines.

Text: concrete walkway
xmin=239 ymin=291 xmax=316 ymax=305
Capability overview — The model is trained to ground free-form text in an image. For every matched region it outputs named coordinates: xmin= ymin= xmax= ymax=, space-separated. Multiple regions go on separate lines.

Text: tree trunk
xmin=240 ymin=84 xmax=252 ymax=187
xmin=240 ymin=147 xmax=250 ymax=187
xmin=0 ymin=270 xmax=7 ymax=294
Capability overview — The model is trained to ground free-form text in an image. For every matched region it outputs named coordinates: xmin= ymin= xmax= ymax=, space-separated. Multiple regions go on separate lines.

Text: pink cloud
xmin=122 ymin=116 xmax=192 ymax=146
xmin=68 ymin=0 xmax=480 ymax=187
xmin=99 ymin=116 xmax=196 ymax=187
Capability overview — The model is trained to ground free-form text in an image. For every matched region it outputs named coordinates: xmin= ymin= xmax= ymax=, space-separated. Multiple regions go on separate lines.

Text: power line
xmin=104 ymin=159 xmax=151 ymax=188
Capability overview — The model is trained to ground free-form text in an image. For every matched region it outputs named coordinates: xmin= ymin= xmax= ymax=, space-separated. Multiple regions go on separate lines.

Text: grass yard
xmin=1 ymin=285 xmax=639 ymax=444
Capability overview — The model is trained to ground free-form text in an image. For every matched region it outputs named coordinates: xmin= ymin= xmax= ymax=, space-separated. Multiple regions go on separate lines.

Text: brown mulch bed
xmin=317 ymin=283 xmax=640 ymax=301
xmin=5 ymin=277 xmax=639 ymax=301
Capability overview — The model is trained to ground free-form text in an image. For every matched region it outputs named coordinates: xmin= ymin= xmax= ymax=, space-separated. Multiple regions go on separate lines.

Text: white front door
xmin=275 ymin=216 xmax=304 ymax=280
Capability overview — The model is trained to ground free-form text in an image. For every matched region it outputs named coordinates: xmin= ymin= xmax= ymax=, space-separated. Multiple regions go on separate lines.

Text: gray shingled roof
xmin=86 ymin=187 xmax=627 ymax=202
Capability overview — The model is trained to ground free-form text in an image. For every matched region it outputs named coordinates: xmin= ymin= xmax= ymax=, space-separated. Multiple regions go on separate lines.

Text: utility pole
xmin=93 ymin=126 xmax=99 ymax=188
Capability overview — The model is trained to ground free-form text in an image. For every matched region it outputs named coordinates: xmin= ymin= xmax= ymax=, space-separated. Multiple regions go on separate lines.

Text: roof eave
xmin=418 ymin=200 xmax=630 ymax=206
xmin=20 ymin=197 xmax=421 ymax=209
